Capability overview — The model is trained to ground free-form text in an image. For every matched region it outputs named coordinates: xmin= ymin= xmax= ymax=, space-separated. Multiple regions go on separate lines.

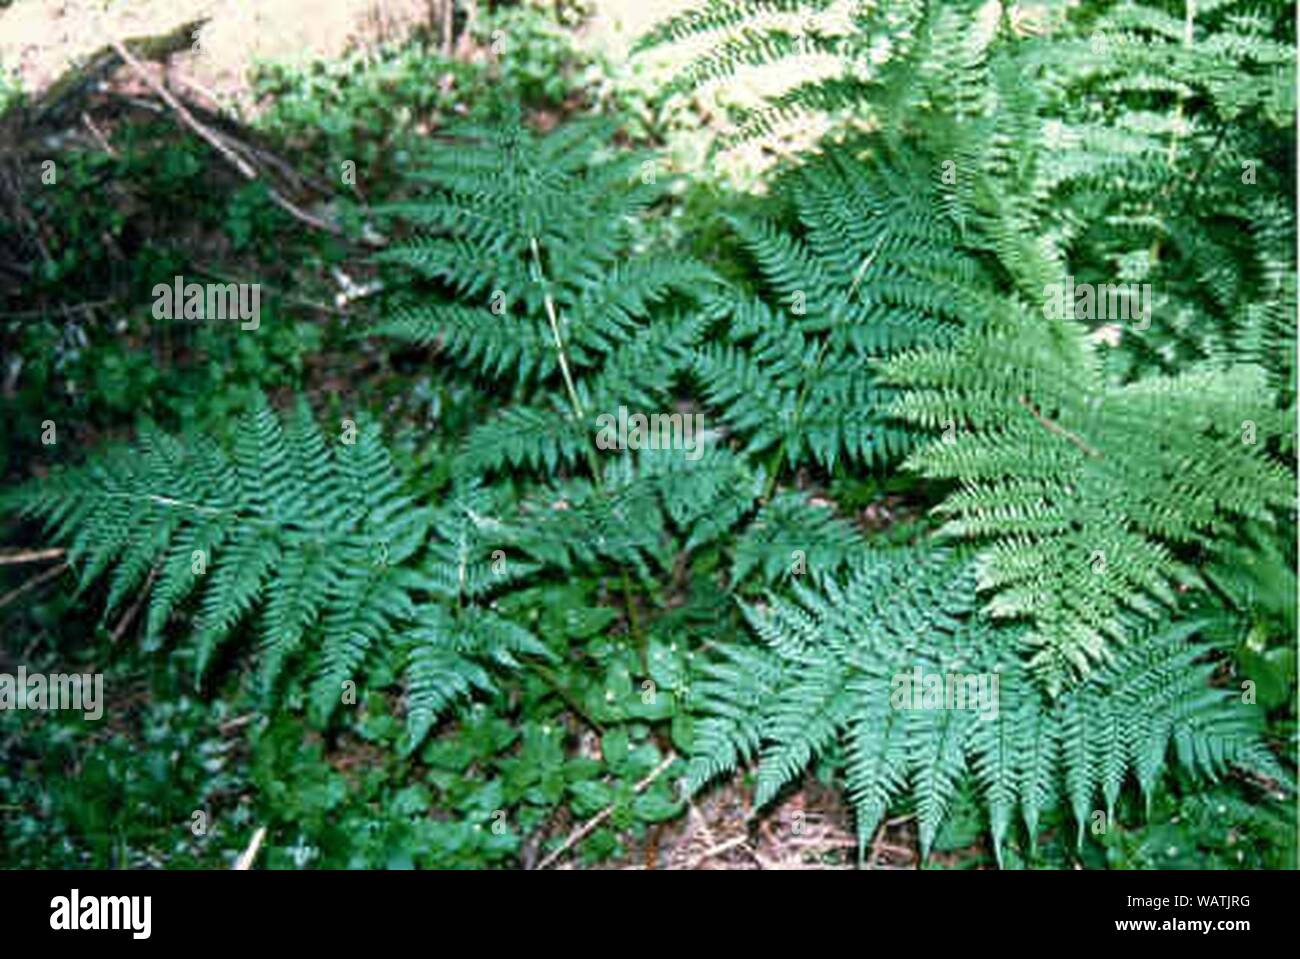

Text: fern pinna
xmin=686 ymin=548 xmax=1281 ymax=863
xmin=10 ymin=395 xmax=550 ymax=753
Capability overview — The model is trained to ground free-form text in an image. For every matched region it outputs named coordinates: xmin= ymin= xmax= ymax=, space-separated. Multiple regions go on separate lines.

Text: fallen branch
xmin=109 ymin=565 xmax=158 ymax=642
xmin=108 ymin=36 xmax=255 ymax=177
xmin=868 ymin=813 xmax=916 ymax=869
xmin=535 ymin=752 xmax=677 ymax=870
xmin=0 ymin=562 xmax=70 ymax=610
xmin=686 ymin=833 xmax=750 ymax=869
xmin=0 ymin=548 xmax=66 ymax=566
xmin=218 ymin=713 xmax=257 ymax=734
xmin=82 ymin=112 xmax=118 ymax=156
xmin=106 ymin=36 xmax=383 ymax=246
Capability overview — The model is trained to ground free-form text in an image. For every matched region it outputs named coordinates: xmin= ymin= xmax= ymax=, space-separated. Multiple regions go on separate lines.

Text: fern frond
xmin=882 ymin=306 xmax=1292 ymax=690
xmin=687 ymin=549 xmax=1283 ymax=862
xmin=12 ymin=396 xmax=548 ymax=752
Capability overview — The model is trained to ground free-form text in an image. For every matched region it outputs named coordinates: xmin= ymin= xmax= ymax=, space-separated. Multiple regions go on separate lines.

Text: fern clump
xmin=634 ymin=0 xmax=1293 ymax=858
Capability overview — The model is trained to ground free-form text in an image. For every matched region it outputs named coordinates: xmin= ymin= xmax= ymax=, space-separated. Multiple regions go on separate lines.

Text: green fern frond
xmin=374 ymin=117 xmax=717 ymax=394
xmin=731 ymin=491 xmax=862 ymax=587
xmin=690 ymin=145 xmax=980 ymax=479
xmin=11 ymin=396 xmax=549 ymax=752
xmin=686 ymin=549 xmax=1283 ymax=862
xmin=883 ymin=305 xmax=1292 ymax=690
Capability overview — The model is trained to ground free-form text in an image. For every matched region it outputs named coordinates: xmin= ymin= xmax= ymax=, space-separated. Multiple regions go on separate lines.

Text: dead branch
xmin=106 ymin=35 xmax=383 ymax=247
xmin=0 ymin=548 xmax=66 ymax=565
xmin=0 ymin=562 xmax=70 ymax=610
xmin=109 ymin=565 xmax=158 ymax=642
xmin=686 ymin=833 xmax=751 ymax=869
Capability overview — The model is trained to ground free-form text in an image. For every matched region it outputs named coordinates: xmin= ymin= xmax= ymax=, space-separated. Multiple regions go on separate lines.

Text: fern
xmin=690 ymin=145 xmax=984 ymax=480
xmin=633 ymin=0 xmax=934 ymax=152
xmin=881 ymin=301 xmax=1292 ymax=691
xmin=642 ymin=0 xmax=1296 ymax=382
xmin=730 ymin=491 xmax=863 ymax=587
xmin=646 ymin=0 xmax=1294 ymax=690
xmin=686 ymin=547 xmax=1284 ymax=862
xmin=373 ymin=114 xmax=719 ymax=483
xmin=1019 ymin=1 xmax=1296 ymax=379
xmin=9 ymin=395 xmax=551 ymax=752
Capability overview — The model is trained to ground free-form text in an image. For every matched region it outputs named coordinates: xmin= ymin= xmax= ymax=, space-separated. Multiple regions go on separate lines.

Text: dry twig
xmin=535 ymin=752 xmax=677 ymax=870
xmin=233 ymin=827 xmax=267 ymax=871
xmin=109 ymin=566 xmax=158 ymax=642
xmin=0 ymin=548 xmax=66 ymax=566
xmin=0 ymin=562 xmax=69 ymax=610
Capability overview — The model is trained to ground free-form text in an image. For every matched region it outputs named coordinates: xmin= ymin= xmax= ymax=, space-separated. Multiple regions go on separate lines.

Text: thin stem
xmin=0 ymin=562 xmax=70 ymax=610
xmin=1017 ymin=395 xmax=1103 ymax=459
xmin=763 ymin=336 xmax=832 ymax=500
xmin=529 ymin=236 xmax=585 ymax=422
xmin=621 ymin=571 xmax=646 ymax=671
xmin=527 ymin=239 xmax=642 ymax=654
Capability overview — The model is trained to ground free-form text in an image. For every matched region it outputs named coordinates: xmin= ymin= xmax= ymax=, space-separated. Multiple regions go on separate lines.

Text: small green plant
xmin=251 ymin=43 xmax=479 ymax=178
xmin=0 ymin=57 xmax=23 ymax=113
xmin=473 ymin=4 xmax=595 ymax=105
xmin=0 ymin=657 xmax=250 ymax=869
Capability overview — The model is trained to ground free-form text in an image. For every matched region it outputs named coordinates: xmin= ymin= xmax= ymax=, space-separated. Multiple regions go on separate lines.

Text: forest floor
xmin=2 ymin=0 xmax=435 ymax=108
xmin=0 ymin=0 xmax=696 ymax=106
